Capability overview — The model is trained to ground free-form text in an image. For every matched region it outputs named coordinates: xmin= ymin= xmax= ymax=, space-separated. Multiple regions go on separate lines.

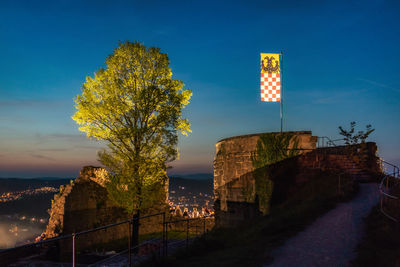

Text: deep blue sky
xmin=0 ymin=0 xmax=399 ymax=178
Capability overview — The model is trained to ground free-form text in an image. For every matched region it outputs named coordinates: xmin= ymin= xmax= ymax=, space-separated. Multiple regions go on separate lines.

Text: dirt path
xmin=265 ymin=183 xmax=379 ymax=267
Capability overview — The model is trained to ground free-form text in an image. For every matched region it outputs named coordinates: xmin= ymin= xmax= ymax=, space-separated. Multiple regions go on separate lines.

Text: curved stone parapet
xmin=213 ymin=131 xmax=381 ymax=228
xmin=214 ymin=131 xmax=317 ymax=211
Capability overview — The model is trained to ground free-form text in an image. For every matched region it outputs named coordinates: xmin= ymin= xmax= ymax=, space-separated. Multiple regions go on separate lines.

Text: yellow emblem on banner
xmin=260 ymin=53 xmax=280 ymax=74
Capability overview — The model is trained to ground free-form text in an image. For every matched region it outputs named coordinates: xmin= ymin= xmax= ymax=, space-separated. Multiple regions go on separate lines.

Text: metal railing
xmin=0 ymin=211 xmax=213 ymax=266
xmin=317 ymin=136 xmax=345 ymax=148
xmin=316 ymin=139 xmax=400 ymax=222
xmin=379 ymin=159 xmax=400 ymax=222
xmin=380 ymin=159 xmax=400 ymax=178
xmin=163 ymin=216 xmax=211 ymax=256
xmin=316 ymin=138 xmax=400 ymax=222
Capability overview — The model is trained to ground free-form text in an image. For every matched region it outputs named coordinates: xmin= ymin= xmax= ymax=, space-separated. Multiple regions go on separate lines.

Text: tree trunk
xmin=132 ymin=210 xmax=140 ymax=254
xmin=132 ymin=158 xmax=141 ymax=254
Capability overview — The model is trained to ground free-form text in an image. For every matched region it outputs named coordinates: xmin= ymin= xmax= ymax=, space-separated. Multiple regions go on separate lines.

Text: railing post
xmin=72 ymin=233 xmax=75 ymax=267
xmin=165 ymin=222 xmax=168 ymax=256
xmin=386 ymin=176 xmax=389 ymax=191
xmin=162 ymin=212 xmax=165 ymax=257
xmin=128 ymin=221 xmax=131 ymax=267
xmin=132 ymin=212 xmax=140 ymax=255
xmin=186 ymin=219 xmax=189 ymax=251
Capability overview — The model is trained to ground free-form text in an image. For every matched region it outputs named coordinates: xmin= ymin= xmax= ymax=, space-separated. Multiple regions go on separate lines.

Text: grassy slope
xmin=352 ymin=207 xmax=400 ymax=266
xmin=147 ymin=170 xmax=358 ymax=267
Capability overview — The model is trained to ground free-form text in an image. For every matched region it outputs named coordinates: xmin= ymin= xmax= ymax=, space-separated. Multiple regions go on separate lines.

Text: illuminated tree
xmin=72 ymin=41 xmax=191 ymax=248
xmin=175 ymin=206 xmax=183 ymax=217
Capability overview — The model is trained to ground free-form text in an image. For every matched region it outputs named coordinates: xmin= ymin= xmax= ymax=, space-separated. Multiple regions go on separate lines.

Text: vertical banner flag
xmin=260 ymin=53 xmax=281 ymax=102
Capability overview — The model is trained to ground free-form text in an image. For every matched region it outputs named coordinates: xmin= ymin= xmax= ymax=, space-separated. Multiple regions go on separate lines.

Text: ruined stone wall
xmin=42 ymin=166 xmax=169 ymax=251
xmin=299 ymin=143 xmax=380 ymax=176
xmin=213 ymin=131 xmax=380 ymax=228
xmin=42 ymin=166 xmax=113 ymax=239
xmin=214 ymin=131 xmax=317 ymax=212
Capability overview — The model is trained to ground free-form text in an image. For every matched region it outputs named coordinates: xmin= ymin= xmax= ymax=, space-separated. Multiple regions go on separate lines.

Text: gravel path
xmin=266 ymin=183 xmax=379 ymax=267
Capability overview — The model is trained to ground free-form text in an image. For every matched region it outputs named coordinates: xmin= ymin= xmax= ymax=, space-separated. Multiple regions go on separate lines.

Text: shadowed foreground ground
xmin=266 ymin=183 xmax=379 ymax=267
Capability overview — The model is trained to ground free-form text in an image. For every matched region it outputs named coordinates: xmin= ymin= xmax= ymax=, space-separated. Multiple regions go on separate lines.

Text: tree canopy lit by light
xmin=72 ymin=41 xmax=192 ymax=213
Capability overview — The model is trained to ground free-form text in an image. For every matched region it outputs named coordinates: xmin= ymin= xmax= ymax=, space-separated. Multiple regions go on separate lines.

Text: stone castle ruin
xmin=42 ymin=166 xmax=169 ymax=253
xmin=213 ymin=131 xmax=380 ymax=227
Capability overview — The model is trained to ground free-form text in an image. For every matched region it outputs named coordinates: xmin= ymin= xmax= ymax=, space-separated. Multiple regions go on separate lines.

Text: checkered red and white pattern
xmin=260 ymin=72 xmax=281 ymax=102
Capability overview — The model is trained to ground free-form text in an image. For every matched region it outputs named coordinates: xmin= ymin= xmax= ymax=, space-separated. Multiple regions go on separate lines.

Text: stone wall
xmin=298 ymin=143 xmax=380 ymax=177
xmin=42 ymin=166 xmax=169 ymax=253
xmin=214 ymin=131 xmax=317 ymax=212
xmin=213 ymin=131 xmax=380 ymax=228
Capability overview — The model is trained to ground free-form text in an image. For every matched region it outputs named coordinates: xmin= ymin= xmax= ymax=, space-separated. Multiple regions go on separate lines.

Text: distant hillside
xmin=171 ymin=173 xmax=213 ymax=180
xmin=0 ymin=193 xmax=58 ymax=217
xmin=169 ymin=176 xmax=213 ymax=194
xmin=0 ymin=178 xmax=70 ymax=217
xmin=0 ymin=178 xmax=70 ymax=194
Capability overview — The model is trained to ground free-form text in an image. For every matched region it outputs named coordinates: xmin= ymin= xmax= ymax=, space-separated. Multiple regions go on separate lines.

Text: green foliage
xmin=339 ymin=121 xmax=374 ymax=145
xmin=250 ymin=133 xmax=300 ymax=215
xmin=352 ymin=205 xmax=400 ymax=267
xmin=251 ymin=133 xmax=300 ymax=169
xmin=175 ymin=206 xmax=183 ymax=217
xmin=105 ymin=169 xmax=167 ymax=213
xmin=253 ymin=169 xmax=274 ymax=214
xmin=72 ymin=41 xmax=191 ymax=214
xmin=339 ymin=122 xmax=375 ymax=165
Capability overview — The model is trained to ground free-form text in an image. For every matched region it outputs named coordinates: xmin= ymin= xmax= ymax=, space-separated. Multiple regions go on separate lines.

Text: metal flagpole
xmin=280 ymin=51 xmax=283 ymax=133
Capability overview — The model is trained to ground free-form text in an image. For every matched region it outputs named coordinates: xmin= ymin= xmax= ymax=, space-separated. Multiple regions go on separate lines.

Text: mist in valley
xmin=0 ymin=215 xmax=47 ymax=249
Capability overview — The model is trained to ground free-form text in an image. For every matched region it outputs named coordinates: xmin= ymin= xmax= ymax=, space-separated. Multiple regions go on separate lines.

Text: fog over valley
xmin=0 ymin=216 xmax=47 ymax=249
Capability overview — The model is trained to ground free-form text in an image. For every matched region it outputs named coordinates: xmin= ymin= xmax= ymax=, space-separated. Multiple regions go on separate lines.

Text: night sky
xmin=0 ymin=0 xmax=399 ymax=178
